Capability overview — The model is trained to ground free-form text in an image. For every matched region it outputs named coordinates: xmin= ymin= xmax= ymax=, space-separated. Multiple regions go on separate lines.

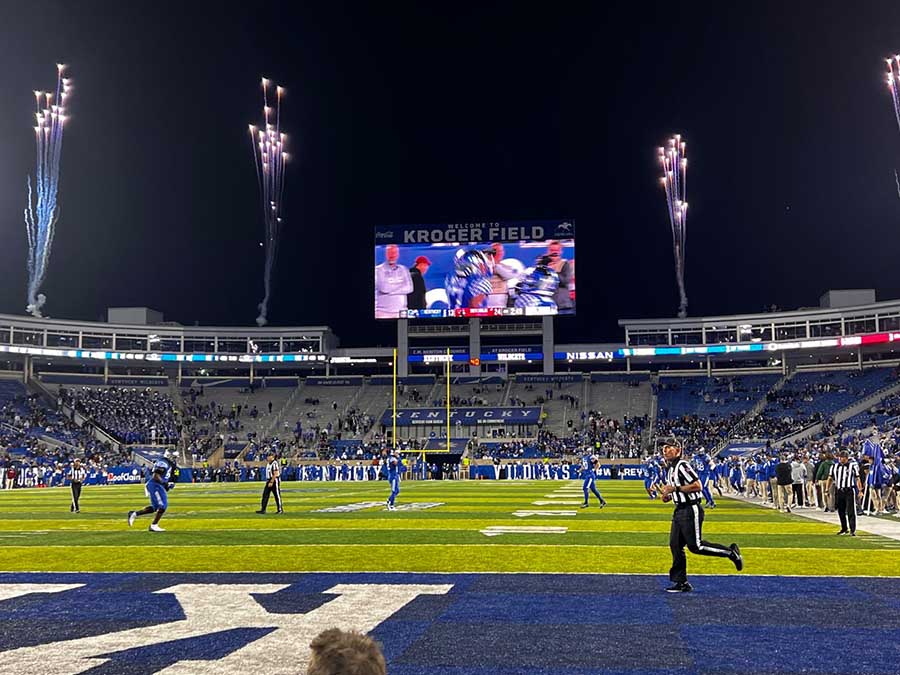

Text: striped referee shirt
xmin=69 ymin=466 xmax=87 ymax=483
xmin=666 ymin=458 xmax=702 ymax=505
xmin=265 ymin=460 xmax=280 ymax=481
xmin=830 ymin=461 xmax=859 ymax=490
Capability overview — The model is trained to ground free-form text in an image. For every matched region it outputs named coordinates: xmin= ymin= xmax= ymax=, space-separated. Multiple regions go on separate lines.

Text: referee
xmin=829 ymin=450 xmax=862 ymax=536
xmin=658 ymin=441 xmax=743 ymax=592
xmin=256 ymin=451 xmax=283 ymax=514
xmin=69 ymin=459 xmax=86 ymax=513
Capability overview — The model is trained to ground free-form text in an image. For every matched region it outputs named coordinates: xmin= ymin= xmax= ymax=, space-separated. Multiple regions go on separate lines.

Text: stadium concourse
xmin=4 ymin=302 xmax=900 ymax=672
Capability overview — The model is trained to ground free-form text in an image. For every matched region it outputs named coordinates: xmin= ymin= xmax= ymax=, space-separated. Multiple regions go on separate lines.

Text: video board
xmin=374 ymin=220 xmax=575 ymax=319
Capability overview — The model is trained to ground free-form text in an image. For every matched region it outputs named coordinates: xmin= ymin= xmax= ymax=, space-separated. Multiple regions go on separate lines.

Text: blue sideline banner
xmin=470 ymin=464 xmax=644 ymax=480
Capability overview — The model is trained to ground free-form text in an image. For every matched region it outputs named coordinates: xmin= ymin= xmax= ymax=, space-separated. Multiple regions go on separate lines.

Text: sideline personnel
xmin=68 ymin=459 xmax=86 ymax=513
xmin=658 ymin=440 xmax=743 ymax=592
xmin=829 ymin=449 xmax=862 ymax=536
xmin=257 ymin=451 xmax=283 ymax=514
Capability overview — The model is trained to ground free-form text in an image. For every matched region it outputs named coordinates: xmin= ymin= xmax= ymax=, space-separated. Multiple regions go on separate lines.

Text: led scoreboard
xmin=374 ymin=220 xmax=576 ymax=320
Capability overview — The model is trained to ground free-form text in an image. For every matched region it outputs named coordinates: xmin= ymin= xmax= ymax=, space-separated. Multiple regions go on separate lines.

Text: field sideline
xmin=0 ymin=479 xmax=897 ymax=575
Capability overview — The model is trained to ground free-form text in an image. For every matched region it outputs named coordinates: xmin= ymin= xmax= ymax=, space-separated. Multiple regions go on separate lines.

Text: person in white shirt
xmin=374 ymin=245 xmax=413 ymax=318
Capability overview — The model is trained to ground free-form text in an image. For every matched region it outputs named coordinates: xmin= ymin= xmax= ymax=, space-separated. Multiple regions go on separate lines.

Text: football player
xmin=643 ymin=457 xmax=661 ymax=499
xmin=512 ymin=255 xmax=559 ymax=310
xmin=445 ymin=249 xmax=494 ymax=310
xmin=128 ymin=450 xmax=178 ymax=532
xmin=384 ymin=448 xmax=401 ymax=511
xmin=580 ymin=452 xmax=607 ymax=508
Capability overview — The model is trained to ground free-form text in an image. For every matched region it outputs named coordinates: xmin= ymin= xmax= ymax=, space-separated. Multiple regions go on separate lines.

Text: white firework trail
xmin=885 ymin=57 xmax=900 ymax=201
xmin=249 ymin=77 xmax=289 ymax=327
xmin=658 ymin=134 xmax=689 ymax=319
xmin=24 ymin=64 xmax=72 ymax=317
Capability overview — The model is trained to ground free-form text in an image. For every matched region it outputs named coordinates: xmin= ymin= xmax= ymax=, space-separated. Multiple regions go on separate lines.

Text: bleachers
xmin=190 ymin=386 xmax=294 ymax=439
xmin=587 ymin=377 xmax=652 ymax=421
xmin=656 ymin=374 xmax=779 ymax=419
xmin=762 ymin=368 xmax=896 ymax=420
xmin=276 ymin=385 xmax=359 ymax=439
xmin=432 ymin=382 xmax=506 ymax=407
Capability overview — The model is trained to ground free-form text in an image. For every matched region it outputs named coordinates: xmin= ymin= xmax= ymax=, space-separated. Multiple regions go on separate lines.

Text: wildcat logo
xmin=0 ymin=582 xmax=452 ymax=674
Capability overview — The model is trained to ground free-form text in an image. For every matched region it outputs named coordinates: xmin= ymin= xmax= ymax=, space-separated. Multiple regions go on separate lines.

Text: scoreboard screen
xmin=374 ymin=220 xmax=576 ymax=320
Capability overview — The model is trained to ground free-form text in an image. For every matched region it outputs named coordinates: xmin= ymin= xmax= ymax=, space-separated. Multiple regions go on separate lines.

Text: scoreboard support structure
xmin=396 ymin=316 xmax=554 ymax=377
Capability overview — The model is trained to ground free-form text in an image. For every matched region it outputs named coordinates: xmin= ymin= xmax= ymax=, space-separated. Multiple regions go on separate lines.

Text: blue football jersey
xmin=581 ymin=455 xmax=596 ymax=478
xmin=514 ymin=266 xmax=559 ymax=309
xmin=386 ymin=455 xmax=400 ymax=480
xmin=151 ymin=458 xmax=175 ymax=483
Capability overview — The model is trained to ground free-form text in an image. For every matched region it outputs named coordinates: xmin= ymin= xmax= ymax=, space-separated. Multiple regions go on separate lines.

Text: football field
xmin=0 ymin=479 xmax=897 ymax=574
xmin=1 ymin=480 xmax=899 ymax=674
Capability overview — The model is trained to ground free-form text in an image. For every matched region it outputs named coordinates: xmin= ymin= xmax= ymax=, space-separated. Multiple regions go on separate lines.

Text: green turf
xmin=0 ymin=480 xmax=896 ymax=575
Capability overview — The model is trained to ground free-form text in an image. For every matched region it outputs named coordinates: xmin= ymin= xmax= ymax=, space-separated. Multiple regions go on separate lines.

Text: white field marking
xmin=543 ymin=494 xmax=583 ymax=498
xmin=0 ymin=544 xmax=886 ymax=552
xmin=388 ymin=502 xmax=445 ymax=511
xmin=512 ymin=510 xmax=577 ymax=518
xmin=0 ymin=584 xmax=83 ymax=602
xmin=170 ymin=506 xmax=248 ymax=518
xmin=0 ymin=582 xmax=452 ymax=675
xmin=532 ymin=500 xmax=582 ymax=506
xmin=0 ymin=531 xmax=49 ymax=537
xmin=0 ymin=568 xmax=896 ymax=578
xmin=312 ymin=501 xmax=386 ymax=513
xmin=480 ymin=526 xmax=568 ymax=537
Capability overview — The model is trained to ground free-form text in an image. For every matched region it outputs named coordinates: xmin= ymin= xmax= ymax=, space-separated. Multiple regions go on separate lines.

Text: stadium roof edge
xmin=0 ymin=312 xmax=334 ymax=336
xmin=618 ymin=298 xmax=900 ymax=329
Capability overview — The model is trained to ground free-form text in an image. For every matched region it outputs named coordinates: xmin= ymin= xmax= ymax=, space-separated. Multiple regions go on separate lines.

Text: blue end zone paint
xmin=0 ymin=573 xmax=898 ymax=674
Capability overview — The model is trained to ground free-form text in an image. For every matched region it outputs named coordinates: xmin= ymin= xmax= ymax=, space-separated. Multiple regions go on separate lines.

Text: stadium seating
xmin=656 ymin=374 xmax=779 ymax=419
xmin=587 ymin=376 xmax=653 ymax=422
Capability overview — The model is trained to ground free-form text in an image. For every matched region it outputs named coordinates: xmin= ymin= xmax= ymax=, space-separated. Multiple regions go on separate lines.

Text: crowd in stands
xmin=335 ymin=408 xmax=374 ymax=437
xmin=61 ymin=386 xmax=178 ymax=444
xmin=656 ymin=413 xmax=742 ymax=455
xmin=654 ymin=375 xmax=776 ymax=416
xmin=584 ymin=412 xmax=646 ymax=458
xmin=2 ymin=387 xmax=130 ymax=488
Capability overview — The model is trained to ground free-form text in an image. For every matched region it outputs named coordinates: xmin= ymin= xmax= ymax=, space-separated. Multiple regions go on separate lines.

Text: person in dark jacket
xmin=407 ymin=256 xmax=431 ymax=310
xmin=775 ymin=455 xmax=794 ymax=513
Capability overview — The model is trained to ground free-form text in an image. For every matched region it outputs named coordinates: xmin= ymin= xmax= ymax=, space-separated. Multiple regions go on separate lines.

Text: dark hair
xmin=307 ymin=628 xmax=386 ymax=675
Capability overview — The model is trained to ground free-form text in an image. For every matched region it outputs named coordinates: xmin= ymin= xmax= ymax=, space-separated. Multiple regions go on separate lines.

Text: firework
xmin=886 ymin=56 xmax=900 ymax=131
xmin=24 ymin=64 xmax=72 ymax=317
xmin=249 ymin=77 xmax=289 ymax=327
xmin=658 ymin=134 xmax=688 ymax=319
xmin=884 ymin=57 xmax=900 ymax=199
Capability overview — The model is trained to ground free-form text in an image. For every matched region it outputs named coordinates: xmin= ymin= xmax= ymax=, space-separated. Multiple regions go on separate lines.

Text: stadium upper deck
xmin=1 ymin=295 xmax=900 ymax=377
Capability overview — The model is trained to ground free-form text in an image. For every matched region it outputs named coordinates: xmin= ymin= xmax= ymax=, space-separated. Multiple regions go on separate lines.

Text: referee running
xmin=68 ymin=459 xmax=86 ymax=513
xmin=256 ymin=451 xmax=283 ymax=514
xmin=658 ymin=440 xmax=743 ymax=592
xmin=829 ymin=449 xmax=862 ymax=536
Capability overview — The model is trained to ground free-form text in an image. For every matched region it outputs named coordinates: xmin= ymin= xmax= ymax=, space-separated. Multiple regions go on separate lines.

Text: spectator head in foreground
xmin=307 ymin=628 xmax=387 ymax=675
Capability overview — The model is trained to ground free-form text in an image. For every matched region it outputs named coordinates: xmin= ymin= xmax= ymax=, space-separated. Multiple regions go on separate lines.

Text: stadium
xmin=3 ymin=284 xmax=900 ymax=673
xmin=4 ymin=3 xmax=900 ymax=674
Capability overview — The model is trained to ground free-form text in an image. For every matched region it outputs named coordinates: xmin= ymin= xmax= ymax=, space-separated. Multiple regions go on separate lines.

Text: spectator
xmin=307 ymin=629 xmax=386 ymax=675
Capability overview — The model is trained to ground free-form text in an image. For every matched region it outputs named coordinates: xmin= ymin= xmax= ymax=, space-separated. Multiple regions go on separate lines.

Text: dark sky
xmin=2 ymin=1 xmax=900 ymax=347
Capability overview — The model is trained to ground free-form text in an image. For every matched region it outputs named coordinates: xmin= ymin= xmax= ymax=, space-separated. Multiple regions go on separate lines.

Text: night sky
xmin=2 ymin=2 xmax=900 ymax=347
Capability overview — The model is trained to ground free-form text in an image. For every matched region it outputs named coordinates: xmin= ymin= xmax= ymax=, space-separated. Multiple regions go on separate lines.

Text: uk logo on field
xmin=0 ymin=579 xmax=451 ymax=674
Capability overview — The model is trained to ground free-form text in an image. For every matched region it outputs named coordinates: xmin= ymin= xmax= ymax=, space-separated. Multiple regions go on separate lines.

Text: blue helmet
xmin=453 ymin=248 xmax=493 ymax=278
xmin=514 ymin=256 xmax=559 ymax=308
